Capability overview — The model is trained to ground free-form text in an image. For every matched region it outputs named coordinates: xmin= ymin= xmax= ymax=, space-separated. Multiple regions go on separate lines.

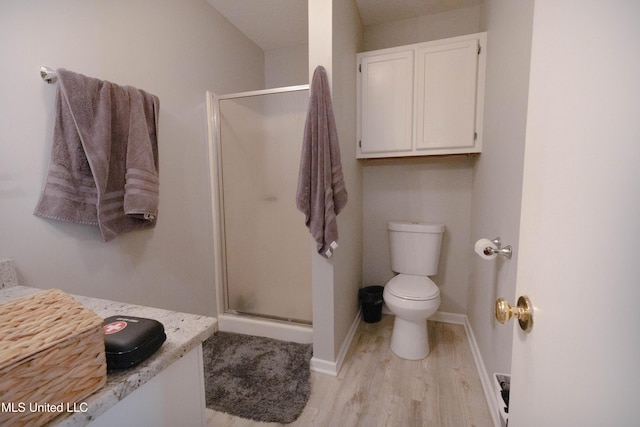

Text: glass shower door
xmin=218 ymin=87 xmax=311 ymax=324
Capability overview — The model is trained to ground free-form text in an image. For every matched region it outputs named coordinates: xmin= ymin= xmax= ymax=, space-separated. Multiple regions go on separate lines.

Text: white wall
xmin=469 ymin=1 xmax=534 ymax=379
xmin=307 ymin=0 xmax=363 ymax=370
xmin=362 ymin=5 xmax=482 ymax=51
xmin=360 ymin=7 xmax=482 ymax=315
xmin=362 ymin=156 xmax=474 ymax=313
xmin=265 ymin=44 xmax=309 ymax=88
xmin=331 ymin=0 xmax=364 ymax=362
xmin=308 ymin=0 xmax=336 ymax=366
xmin=0 ymin=0 xmax=264 ymax=316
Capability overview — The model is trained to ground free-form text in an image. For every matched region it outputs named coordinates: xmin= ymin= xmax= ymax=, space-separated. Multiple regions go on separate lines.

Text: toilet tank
xmin=388 ymin=221 xmax=445 ymax=276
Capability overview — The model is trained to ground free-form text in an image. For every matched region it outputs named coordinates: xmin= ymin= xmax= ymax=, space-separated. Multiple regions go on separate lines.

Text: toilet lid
xmin=386 ymin=275 xmax=440 ymax=301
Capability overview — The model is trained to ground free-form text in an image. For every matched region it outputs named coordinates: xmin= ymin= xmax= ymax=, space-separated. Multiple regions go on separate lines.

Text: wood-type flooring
xmin=207 ymin=314 xmax=494 ymax=426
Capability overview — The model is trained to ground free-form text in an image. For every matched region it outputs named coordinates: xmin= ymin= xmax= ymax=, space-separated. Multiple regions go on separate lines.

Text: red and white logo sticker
xmin=103 ymin=321 xmax=127 ymax=335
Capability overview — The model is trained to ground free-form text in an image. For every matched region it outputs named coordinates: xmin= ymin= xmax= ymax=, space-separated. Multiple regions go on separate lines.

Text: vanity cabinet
xmin=357 ymin=32 xmax=486 ymax=158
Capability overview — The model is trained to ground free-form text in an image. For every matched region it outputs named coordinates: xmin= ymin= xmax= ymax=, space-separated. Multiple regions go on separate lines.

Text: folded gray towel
xmin=34 ymin=69 xmax=160 ymax=241
xmin=296 ymin=66 xmax=347 ymax=258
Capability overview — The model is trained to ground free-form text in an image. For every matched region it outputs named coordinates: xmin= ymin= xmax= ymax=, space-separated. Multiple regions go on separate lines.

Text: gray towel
xmin=296 ymin=66 xmax=347 ymax=258
xmin=34 ymin=69 xmax=160 ymax=241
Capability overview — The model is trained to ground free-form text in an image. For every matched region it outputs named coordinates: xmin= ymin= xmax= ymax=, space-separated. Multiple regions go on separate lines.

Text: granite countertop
xmin=0 ymin=285 xmax=217 ymax=426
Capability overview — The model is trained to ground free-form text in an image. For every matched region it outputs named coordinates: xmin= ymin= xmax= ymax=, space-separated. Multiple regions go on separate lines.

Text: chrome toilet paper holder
xmin=485 ymin=237 xmax=513 ymax=259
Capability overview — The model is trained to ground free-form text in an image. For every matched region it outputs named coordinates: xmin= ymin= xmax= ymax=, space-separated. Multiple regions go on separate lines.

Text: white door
xmin=508 ymin=2 xmax=640 ymax=426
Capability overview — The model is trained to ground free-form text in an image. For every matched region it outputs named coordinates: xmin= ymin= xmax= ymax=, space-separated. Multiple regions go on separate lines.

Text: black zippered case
xmin=102 ymin=315 xmax=166 ymax=370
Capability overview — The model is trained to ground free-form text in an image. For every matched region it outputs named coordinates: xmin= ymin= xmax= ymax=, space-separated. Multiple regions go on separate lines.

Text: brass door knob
xmin=495 ymin=295 xmax=533 ymax=332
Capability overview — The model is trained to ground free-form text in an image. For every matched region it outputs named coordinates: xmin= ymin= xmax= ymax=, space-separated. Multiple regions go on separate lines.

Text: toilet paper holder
xmin=485 ymin=238 xmax=513 ymax=259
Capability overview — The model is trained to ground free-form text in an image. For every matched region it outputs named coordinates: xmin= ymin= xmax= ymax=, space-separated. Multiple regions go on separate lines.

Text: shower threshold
xmin=217 ymin=311 xmax=313 ymax=344
xmin=227 ymin=309 xmax=311 ymax=326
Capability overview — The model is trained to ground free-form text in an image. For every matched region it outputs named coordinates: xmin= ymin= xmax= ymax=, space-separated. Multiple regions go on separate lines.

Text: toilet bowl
xmin=382 ymin=221 xmax=444 ymax=360
xmin=384 ymin=274 xmax=440 ymax=359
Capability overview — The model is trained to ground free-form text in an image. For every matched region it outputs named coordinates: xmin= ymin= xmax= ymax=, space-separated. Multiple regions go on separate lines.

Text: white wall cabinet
xmin=357 ymin=33 xmax=486 ymax=158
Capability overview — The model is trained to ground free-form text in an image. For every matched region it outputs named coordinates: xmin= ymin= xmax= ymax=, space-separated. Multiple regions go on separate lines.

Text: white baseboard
xmin=435 ymin=312 xmax=501 ymax=427
xmin=309 ymin=357 xmax=339 ymax=376
xmin=431 ymin=310 xmax=466 ymax=325
xmin=310 ymin=308 xmax=361 ymax=377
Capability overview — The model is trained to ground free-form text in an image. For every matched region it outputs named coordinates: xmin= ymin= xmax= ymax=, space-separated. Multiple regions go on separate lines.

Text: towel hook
xmin=40 ymin=66 xmax=57 ymax=84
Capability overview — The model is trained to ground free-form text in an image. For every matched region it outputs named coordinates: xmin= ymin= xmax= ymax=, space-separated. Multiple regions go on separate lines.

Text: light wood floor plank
xmin=207 ymin=315 xmax=493 ymax=426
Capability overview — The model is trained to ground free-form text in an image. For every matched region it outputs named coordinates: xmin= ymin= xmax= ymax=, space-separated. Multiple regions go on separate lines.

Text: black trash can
xmin=359 ymin=286 xmax=384 ymax=323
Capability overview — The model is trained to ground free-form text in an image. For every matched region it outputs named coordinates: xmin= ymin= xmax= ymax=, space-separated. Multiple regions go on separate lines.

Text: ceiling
xmin=207 ymin=0 xmax=481 ymax=51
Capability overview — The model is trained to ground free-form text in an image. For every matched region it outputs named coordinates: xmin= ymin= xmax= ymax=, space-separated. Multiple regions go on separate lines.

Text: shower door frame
xmin=205 ymin=86 xmax=312 ymax=343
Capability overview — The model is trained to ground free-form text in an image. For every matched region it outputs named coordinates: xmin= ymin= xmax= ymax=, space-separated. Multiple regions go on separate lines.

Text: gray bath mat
xmin=202 ymin=331 xmax=313 ymax=423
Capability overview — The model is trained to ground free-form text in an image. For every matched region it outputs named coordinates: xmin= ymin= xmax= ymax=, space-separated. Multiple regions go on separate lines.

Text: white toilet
xmin=383 ymin=221 xmax=444 ymax=360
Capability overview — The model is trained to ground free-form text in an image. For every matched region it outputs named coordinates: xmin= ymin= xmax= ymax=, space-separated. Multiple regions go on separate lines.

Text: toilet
xmin=383 ymin=221 xmax=444 ymax=360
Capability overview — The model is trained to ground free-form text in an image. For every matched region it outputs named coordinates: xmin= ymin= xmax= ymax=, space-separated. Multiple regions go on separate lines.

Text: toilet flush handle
xmin=495 ymin=296 xmax=534 ymax=332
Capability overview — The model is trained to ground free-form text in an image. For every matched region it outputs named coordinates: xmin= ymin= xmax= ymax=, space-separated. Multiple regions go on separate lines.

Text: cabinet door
xmin=359 ymin=50 xmax=414 ymax=155
xmin=415 ymin=39 xmax=479 ymax=151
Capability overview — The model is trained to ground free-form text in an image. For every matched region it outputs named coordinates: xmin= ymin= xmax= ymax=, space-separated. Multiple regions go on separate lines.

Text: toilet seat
xmin=386 ymin=275 xmax=440 ymax=301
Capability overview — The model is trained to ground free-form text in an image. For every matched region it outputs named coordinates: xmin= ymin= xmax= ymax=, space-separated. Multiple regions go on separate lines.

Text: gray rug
xmin=202 ymin=332 xmax=313 ymax=423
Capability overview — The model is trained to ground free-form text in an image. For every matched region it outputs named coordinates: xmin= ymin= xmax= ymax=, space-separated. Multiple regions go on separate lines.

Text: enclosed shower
xmin=206 ymin=85 xmax=312 ymax=343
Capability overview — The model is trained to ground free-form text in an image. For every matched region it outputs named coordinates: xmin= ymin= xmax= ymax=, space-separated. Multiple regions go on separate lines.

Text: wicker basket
xmin=0 ymin=289 xmax=106 ymax=426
